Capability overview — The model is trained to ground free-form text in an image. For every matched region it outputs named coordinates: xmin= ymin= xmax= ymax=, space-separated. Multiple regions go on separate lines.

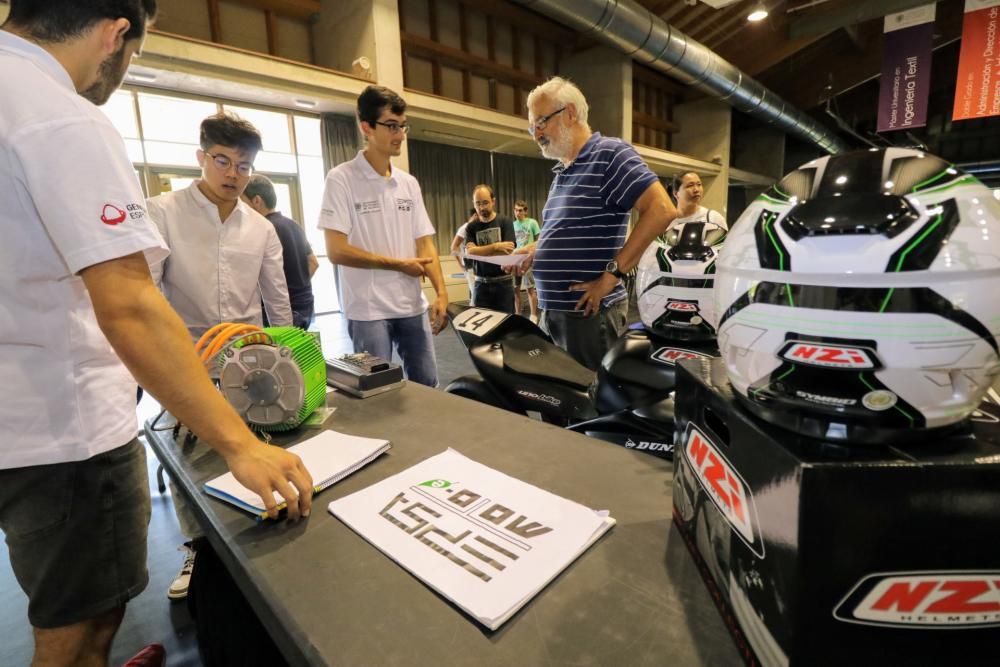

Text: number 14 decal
xmin=453 ymin=308 xmax=508 ymax=337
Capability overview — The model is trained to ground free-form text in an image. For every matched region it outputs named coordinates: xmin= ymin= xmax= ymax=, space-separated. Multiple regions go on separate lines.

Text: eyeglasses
xmin=375 ymin=121 xmax=410 ymax=135
xmin=527 ymin=106 xmax=566 ymax=136
xmin=205 ymin=151 xmax=254 ymax=176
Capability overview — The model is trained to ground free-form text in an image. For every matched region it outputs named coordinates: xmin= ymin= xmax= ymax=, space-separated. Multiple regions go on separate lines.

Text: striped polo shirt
xmin=534 ymin=133 xmax=658 ymax=312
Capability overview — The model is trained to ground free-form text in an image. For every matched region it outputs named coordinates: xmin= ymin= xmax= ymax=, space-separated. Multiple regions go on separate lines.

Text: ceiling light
xmin=747 ymin=8 xmax=768 ymax=21
xmin=294 ymin=99 xmax=318 ymax=109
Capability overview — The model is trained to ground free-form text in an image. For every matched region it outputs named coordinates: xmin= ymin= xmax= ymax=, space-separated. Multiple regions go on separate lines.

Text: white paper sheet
xmin=329 ymin=449 xmax=614 ymax=629
xmin=461 ymin=252 xmax=529 ymax=268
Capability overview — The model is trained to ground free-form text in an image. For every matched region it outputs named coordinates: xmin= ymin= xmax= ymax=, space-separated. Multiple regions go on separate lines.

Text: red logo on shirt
xmin=101 ymin=204 xmax=127 ymax=226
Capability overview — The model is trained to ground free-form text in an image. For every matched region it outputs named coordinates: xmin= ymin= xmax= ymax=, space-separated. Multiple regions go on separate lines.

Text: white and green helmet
xmin=714 ymin=148 xmax=1000 ymax=443
xmin=636 ymin=219 xmax=727 ymax=342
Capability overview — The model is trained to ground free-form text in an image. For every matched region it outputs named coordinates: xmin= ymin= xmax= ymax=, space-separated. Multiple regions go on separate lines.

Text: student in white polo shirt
xmin=319 ymin=86 xmax=448 ymax=387
xmin=0 ymin=2 xmax=312 ymax=664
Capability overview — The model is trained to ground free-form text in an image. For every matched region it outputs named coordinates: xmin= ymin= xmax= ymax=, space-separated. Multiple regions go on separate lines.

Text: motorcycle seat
xmin=501 ymin=334 xmax=596 ymax=391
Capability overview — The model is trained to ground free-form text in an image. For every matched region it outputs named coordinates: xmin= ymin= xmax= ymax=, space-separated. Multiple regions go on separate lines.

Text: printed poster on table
xmin=878 ymin=4 xmax=936 ymax=132
xmin=328 ymin=449 xmax=615 ymax=630
xmin=953 ymin=0 xmax=1000 ymax=121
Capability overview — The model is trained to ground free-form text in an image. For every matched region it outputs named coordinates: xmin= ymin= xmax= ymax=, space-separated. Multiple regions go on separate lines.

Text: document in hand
xmin=204 ymin=429 xmax=391 ymax=517
xmin=328 ymin=448 xmax=615 ymax=630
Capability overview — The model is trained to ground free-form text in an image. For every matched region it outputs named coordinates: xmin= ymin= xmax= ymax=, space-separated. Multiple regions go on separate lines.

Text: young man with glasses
xmin=516 ymin=77 xmax=677 ymax=371
xmin=319 ymin=85 xmax=448 ymax=387
xmin=146 ymin=112 xmax=294 ymax=600
xmin=0 ymin=2 xmax=311 ymax=665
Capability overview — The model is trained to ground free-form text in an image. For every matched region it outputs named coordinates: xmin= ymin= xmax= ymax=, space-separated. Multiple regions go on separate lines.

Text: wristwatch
xmin=605 ymin=259 xmax=625 ymax=280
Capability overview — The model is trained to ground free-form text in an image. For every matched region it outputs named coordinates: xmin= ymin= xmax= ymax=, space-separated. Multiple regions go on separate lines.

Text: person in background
xmin=146 ymin=112 xmax=294 ymax=602
xmin=243 ymin=174 xmax=319 ymax=329
xmin=516 ymin=76 xmax=677 ymax=370
xmin=320 ymin=85 xmax=448 ymax=387
xmin=451 ymin=208 xmax=478 ymax=297
xmin=0 ymin=2 xmax=311 ymax=664
xmin=669 ymin=171 xmax=728 ymax=232
xmin=464 ymin=184 xmax=516 ymax=312
xmin=512 ymin=200 xmax=541 ymax=322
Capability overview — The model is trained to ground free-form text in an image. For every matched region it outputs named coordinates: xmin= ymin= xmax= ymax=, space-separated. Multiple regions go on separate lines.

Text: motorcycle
xmin=443 ymin=303 xmax=719 ymax=459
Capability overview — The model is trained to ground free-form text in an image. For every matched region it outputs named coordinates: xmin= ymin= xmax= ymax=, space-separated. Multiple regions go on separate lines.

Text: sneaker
xmin=167 ymin=543 xmax=196 ymax=600
xmin=121 ymin=643 xmax=166 ymax=667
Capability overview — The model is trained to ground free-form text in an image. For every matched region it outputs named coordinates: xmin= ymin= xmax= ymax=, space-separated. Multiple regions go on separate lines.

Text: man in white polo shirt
xmin=0 ymin=2 xmax=312 ymax=664
xmin=320 ymin=85 xmax=448 ymax=386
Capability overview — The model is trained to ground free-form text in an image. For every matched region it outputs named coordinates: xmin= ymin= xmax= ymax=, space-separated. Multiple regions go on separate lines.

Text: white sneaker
xmin=167 ymin=544 xmax=197 ymax=600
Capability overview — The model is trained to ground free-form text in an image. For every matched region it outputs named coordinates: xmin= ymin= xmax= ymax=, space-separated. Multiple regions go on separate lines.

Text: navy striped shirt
xmin=535 ymin=133 xmax=658 ymax=312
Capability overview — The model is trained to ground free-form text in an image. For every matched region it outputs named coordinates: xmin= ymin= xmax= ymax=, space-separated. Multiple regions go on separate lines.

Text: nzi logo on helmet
xmin=834 ymin=571 xmax=1000 ymax=628
xmin=682 ymin=424 xmax=764 ymax=558
xmin=666 ymin=300 xmax=698 ymax=312
xmin=779 ymin=341 xmax=878 ymax=369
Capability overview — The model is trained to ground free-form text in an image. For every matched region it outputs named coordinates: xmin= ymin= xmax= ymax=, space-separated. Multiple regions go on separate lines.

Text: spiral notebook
xmin=204 ymin=429 xmax=391 ymax=519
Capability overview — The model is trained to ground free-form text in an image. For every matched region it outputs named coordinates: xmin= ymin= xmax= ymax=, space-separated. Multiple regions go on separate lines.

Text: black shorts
xmin=0 ymin=439 xmax=151 ymax=628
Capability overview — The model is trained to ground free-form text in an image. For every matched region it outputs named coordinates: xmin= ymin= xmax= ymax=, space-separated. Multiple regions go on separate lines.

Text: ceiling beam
xmin=633 ymin=110 xmax=680 ymax=133
xmin=696 ymin=0 xmax=785 ymax=48
xmin=455 ymin=0 xmax=576 ymax=43
xmin=633 ymin=63 xmax=685 ymax=95
xmin=401 ymin=32 xmax=544 ymax=89
xmin=228 ymin=0 xmax=320 ymax=21
xmin=789 ymin=0 xmax=941 ymax=39
xmin=710 ymin=0 xmax=829 ymax=70
xmin=762 ymin=0 xmax=964 ymax=110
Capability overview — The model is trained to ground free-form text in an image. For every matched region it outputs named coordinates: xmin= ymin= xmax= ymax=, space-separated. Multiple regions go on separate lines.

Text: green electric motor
xmin=218 ymin=327 xmax=326 ymax=431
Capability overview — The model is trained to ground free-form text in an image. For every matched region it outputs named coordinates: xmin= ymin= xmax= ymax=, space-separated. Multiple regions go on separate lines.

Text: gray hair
xmin=244 ymin=174 xmax=277 ymax=210
xmin=527 ymin=76 xmax=589 ymax=127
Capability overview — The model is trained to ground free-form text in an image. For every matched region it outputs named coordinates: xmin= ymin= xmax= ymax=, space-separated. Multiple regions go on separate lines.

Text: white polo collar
xmin=354 ymin=150 xmax=396 ymax=182
xmin=0 ymin=29 xmax=75 ymax=93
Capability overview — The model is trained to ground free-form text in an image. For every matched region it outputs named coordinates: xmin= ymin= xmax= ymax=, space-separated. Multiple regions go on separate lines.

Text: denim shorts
xmin=0 ymin=439 xmax=151 ymax=628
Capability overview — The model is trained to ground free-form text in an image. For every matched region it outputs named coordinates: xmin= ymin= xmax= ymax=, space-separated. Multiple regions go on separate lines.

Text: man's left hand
xmin=430 ymin=294 xmax=449 ymax=334
xmin=570 ymin=272 xmax=619 ymax=316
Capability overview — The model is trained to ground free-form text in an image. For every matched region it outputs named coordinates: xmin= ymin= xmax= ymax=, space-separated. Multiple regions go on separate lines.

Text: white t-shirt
xmin=0 ymin=31 xmax=168 ymax=468
xmin=318 ymin=151 xmax=436 ymax=321
xmin=147 ymin=183 xmax=292 ymax=341
xmin=669 ymin=205 xmax=728 ymax=231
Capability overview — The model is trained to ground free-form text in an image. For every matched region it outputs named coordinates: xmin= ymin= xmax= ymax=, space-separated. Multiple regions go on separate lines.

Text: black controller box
xmin=671 ymin=358 xmax=1000 ymax=667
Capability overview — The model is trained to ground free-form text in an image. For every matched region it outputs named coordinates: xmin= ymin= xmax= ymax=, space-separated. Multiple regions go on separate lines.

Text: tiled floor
xmin=0 ymin=310 xmax=477 ymax=667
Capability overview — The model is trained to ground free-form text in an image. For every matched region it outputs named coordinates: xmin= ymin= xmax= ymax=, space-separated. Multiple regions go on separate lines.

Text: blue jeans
xmin=347 ymin=313 xmax=439 ymax=387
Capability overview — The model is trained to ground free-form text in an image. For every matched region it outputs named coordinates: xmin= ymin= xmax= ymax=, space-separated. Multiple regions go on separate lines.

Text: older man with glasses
xmin=515 ymin=77 xmax=677 ymax=371
xmin=145 ymin=111 xmax=293 ymax=601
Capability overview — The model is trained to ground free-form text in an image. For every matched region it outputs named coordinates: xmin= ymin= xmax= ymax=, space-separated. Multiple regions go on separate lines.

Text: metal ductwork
xmin=511 ymin=0 xmax=849 ymax=154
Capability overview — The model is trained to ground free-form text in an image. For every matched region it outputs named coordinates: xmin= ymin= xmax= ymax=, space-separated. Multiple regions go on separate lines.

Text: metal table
xmin=145 ymin=382 xmax=739 ymax=667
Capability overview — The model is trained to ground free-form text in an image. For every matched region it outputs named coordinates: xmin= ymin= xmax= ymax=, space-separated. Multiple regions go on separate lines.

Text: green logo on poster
xmin=418 ymin=479 xmax=452 ymax=489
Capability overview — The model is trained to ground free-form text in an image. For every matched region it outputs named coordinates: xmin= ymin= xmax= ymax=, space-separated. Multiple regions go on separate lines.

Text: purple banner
xmin=878 ymin=22 xmax=935 ymax=132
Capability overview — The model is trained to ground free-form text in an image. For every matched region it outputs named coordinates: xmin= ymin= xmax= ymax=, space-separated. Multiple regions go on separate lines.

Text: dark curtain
xmin=408 ymin=139 xmax=493 ymax=254
xmin=491 ymin=152 xmax=555 ymax=227
xmin=320 ymin=113 xmax=362 ymax=172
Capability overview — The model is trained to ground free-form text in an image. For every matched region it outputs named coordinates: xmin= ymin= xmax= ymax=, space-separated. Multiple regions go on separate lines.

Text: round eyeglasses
xmin=205 ymin=151 xmax=254 ymax=176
